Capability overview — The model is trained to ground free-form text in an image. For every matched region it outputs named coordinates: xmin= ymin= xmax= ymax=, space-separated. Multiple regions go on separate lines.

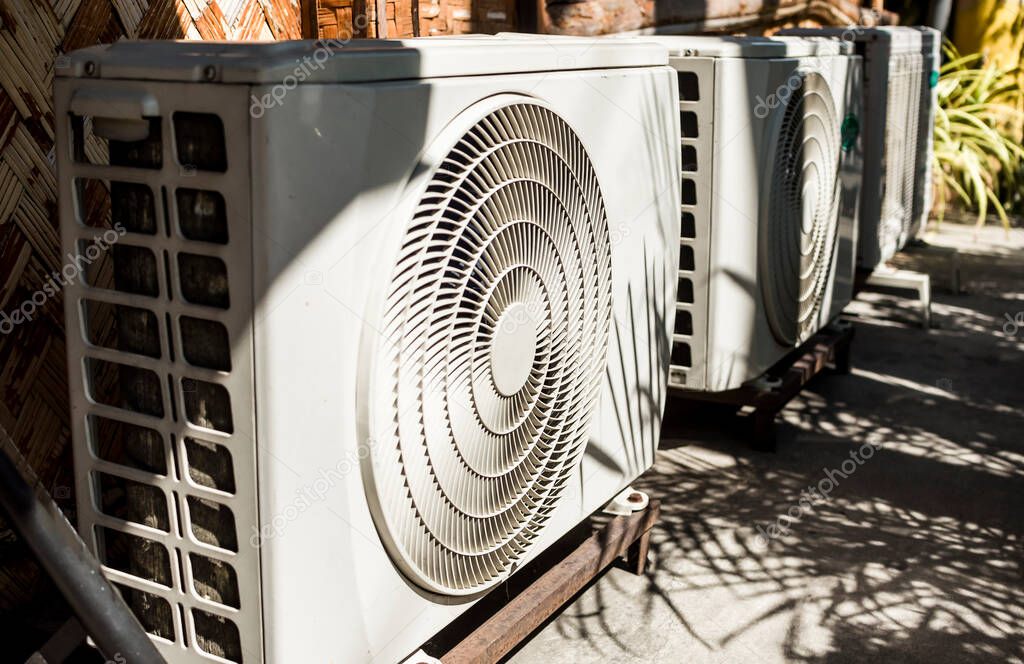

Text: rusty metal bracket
xmin=440 ymin=501 xmax=660 ymax=664
xmin=671 ymin=321 xmax=855 ymax=451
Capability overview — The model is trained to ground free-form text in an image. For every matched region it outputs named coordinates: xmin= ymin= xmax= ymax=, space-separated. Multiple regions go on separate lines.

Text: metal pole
xmin=0 ymin=433 xmax=164 ymax=664
xmin=928 ymin=0 xmax=953 ymax=33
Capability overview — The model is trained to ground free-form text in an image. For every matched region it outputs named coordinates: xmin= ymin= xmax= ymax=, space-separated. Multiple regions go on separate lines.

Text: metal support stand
xmin=901 ymin=240 xmax=962 ymax=294
xmin=434 ymin=500 xmax=660 ymax=664
xmin=672 ymin=321 xmax=855 ymax=452
xmin=863 ymin=267 xmax=933 ymax=329
xmin=25 ymin=619 xmax=87 ymax=664
xmin=0 ymin=429 xmax=163 ymax=664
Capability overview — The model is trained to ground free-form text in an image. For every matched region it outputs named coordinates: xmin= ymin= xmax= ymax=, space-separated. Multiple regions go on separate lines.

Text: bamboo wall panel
xmin=0 ymin=0 xmax=299 ymax=623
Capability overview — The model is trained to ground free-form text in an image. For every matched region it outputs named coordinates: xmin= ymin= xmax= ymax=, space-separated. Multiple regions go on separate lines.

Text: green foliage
xmin=932 ymin=40 xmax=1024 ymax=228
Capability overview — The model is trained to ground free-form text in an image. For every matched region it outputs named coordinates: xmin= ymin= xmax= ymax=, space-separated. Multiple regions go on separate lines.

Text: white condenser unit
xmin=781 ymin=26 xmax=940 ymax=269
xmin=55 ymin=37 xmax=680 ymax=663
xmin=636 ymin=36 xmax=863 ymax=392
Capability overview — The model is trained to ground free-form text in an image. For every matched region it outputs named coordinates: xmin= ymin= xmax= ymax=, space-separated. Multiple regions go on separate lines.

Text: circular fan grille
xmin=762 ymin=71 xmax=842 ymax=346
xmin=366 ymin=101 xmax=612 ymax=595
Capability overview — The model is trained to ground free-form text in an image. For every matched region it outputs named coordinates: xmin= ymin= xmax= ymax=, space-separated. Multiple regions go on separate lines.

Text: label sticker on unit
xmin=841 ymin=114 xmax=860 ymax=152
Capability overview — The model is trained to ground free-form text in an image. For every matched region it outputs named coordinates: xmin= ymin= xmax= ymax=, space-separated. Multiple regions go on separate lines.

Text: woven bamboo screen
xmin=0 ymin=0 xmax=303 ymax=617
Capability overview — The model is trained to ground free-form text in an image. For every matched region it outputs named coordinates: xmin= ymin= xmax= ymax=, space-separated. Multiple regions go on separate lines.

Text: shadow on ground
xmin=512 ymin=224 xmax=1024 ymax=664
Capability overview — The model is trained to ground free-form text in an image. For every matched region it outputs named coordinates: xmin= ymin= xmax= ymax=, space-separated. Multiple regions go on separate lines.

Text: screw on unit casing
xmin=204 ymin=65 xmax=217 ymax=81
xmin=84 ymin=61 xmax=96 ymax=76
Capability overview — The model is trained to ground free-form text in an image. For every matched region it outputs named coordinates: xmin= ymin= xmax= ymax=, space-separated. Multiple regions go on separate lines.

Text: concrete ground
xmin=512 ymin=222 xmax=1024 ymax=664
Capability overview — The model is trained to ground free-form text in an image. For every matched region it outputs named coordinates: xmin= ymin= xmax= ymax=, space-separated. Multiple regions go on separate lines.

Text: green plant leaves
xmin=933 ymin=39 xmax=1024 ymax=229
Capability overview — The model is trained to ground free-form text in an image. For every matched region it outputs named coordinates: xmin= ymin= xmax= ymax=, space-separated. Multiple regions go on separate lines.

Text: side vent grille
xmin=667 ymin=59 xmax=713 ymax=390
xmin=910 ymin=38 xmax=938 ymax=237
xmin=60 ymin=85 xmax=260 ymax=663
xmin=897 ymin=52 xmax=923 ymax=248
xmin=879 ymin=52 xmax=920 ymax=260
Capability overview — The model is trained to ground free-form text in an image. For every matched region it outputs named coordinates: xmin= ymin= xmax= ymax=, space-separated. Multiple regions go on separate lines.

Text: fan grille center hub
xmin=490 ymin=303 xmax=538 ymax=396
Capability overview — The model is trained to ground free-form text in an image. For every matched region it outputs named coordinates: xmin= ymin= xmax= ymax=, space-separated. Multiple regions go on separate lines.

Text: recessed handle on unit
xmin=69 ymin=89 xmax=160 ymax=142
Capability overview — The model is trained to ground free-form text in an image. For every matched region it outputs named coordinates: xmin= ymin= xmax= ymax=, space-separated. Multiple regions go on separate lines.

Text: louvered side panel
xmin=897 ymin=51 xmax=924 ymax=250
xmin=56 ymin=79 xmax=262 ymax=664
xmin=910 ymin=31 xmax=940 ymax=238
xmin=666 ymin=57 xmax=714 ymax=392
xmin=878 ymin=52 xmax=915 ymax=262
